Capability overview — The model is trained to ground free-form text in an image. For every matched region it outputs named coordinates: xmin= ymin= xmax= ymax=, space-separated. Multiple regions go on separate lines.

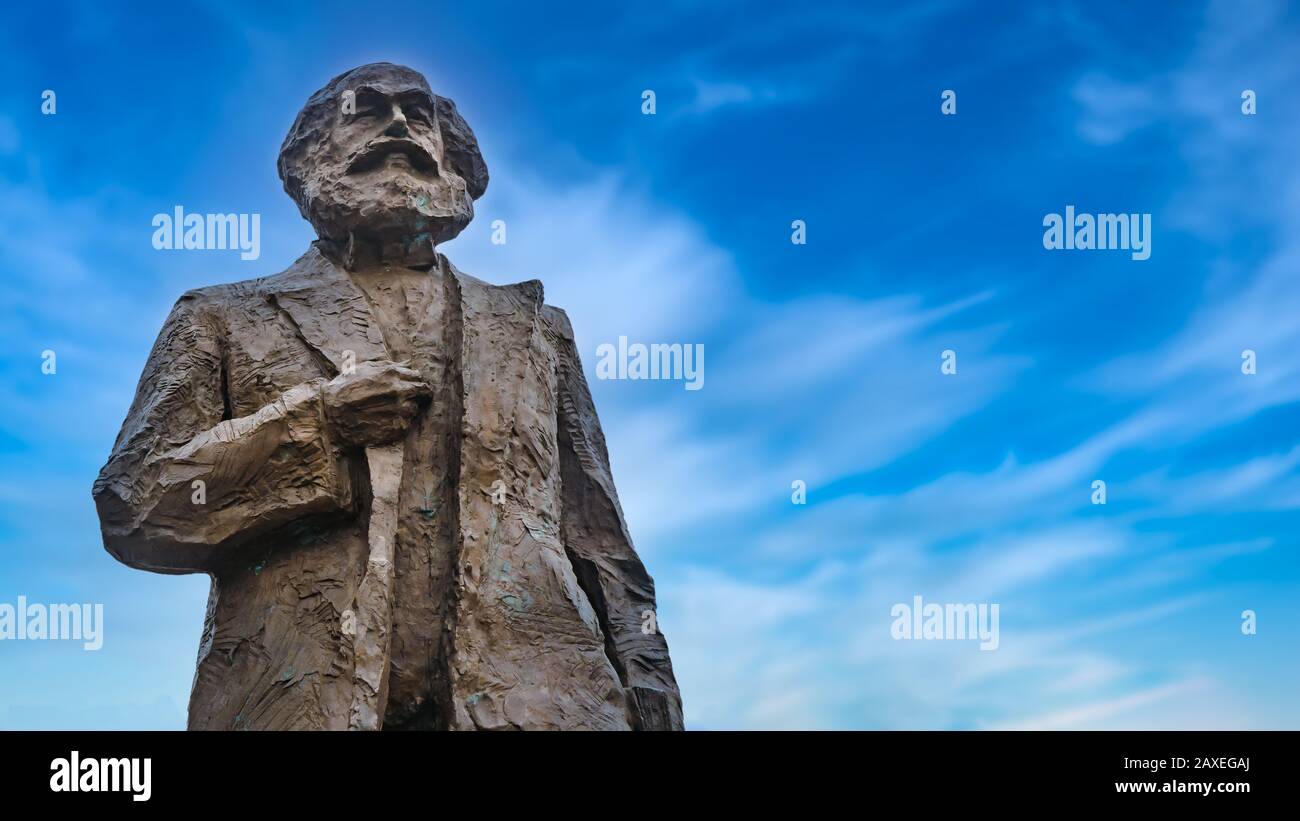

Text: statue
xmin=92 ymin=63 xmax=684 ymax=730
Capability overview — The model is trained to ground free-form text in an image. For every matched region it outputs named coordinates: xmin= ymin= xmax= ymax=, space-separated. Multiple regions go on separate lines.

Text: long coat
xmin=93 ymin=244 xmax=683 ymax=730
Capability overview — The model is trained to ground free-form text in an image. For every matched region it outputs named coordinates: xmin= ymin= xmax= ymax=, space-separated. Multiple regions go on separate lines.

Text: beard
xmin=302 ymin=163 xmax=475 ymax=248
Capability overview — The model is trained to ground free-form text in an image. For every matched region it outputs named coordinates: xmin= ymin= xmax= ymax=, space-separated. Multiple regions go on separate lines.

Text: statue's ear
xmin=437 ymin=96 xmax=489 ymax=200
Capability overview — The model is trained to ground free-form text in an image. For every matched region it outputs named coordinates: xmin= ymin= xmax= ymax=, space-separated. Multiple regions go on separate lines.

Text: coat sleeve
xmin=543 ymin=305 xmax=685 ymax=730
xmin=92 ymin=291 xmax=355 ymax=574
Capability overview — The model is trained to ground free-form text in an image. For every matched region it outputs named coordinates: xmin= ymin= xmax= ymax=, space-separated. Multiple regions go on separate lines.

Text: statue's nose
xmin=385 ymin=105 xmax=410 ymax=138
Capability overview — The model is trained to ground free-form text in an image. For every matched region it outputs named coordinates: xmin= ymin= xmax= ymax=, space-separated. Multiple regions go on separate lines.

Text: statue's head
xmin=278 ymin=62 xmax=488 ymax=253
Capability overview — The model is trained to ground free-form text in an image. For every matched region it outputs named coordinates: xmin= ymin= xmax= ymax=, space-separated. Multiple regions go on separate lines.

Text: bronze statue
xmin=93 ymin=62 xmax=683 ymax=730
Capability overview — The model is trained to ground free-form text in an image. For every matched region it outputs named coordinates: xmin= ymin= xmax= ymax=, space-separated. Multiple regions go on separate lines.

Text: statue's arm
xmin=544 ymin=305 xmax=685 ymax=730
xmin=92 ymin=293 xmax=355 ymax=574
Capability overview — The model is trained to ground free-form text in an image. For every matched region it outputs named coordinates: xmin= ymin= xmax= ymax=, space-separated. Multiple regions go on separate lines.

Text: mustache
xmin=345 ymin=138 xmax=439 ymax=176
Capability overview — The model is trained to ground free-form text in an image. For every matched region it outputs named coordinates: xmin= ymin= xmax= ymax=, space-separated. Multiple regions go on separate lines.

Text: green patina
xmin=410 ymin=198 xmax=435 ymax=219
xmin=417 ymin=491 xmax=439 ymax=519
xmin=500 ymin=592 xmax=532 ymax=613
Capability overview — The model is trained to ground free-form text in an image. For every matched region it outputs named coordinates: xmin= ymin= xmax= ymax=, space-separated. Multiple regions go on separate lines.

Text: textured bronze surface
xmin=93 ymin=63 xmax=683 ymax=730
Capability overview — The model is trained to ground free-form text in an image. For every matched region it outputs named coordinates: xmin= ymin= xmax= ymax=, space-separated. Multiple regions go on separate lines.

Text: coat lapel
xmin=261 ymin=244 xmax=401 ymax=730
xmin=263 ymin=244 xmax=389 ymax=375
xmin=447 ymin=267 xmax=627 ymax=729
xmin=450 ymin=266 xmax=548 ymax=475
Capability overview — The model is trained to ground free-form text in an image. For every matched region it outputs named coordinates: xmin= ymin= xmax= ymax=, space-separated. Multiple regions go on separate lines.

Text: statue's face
xmin=279 ymin=64 xmax=487 ymax=251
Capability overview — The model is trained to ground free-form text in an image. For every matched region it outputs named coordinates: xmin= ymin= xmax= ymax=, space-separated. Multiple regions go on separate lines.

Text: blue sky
xmin=2 ymin=0 xmax=1298 ymax=729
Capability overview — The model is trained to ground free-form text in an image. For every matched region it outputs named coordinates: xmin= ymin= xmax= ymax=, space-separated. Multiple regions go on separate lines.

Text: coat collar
xmin=261 ymin=244 xmax=391 ymax=375
xmin=261 ymin=242 xmax=547 ymax=381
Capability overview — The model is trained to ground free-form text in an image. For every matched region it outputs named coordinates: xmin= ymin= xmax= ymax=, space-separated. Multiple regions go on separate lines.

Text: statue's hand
xmin=321 ymin=360 xmax=431 ymax=449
